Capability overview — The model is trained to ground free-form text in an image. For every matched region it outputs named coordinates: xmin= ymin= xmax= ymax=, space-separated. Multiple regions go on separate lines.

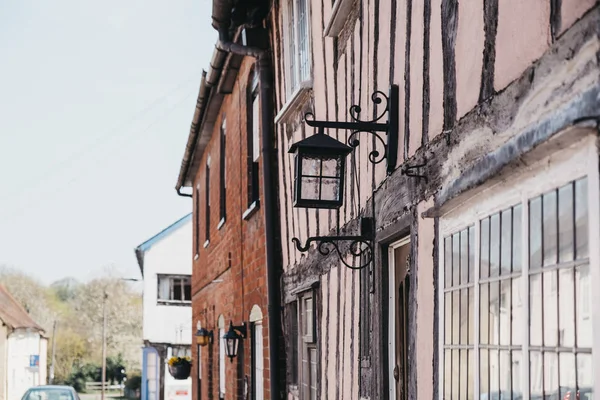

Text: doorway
xmin=388 ymin=237 xmax=411 ymax=400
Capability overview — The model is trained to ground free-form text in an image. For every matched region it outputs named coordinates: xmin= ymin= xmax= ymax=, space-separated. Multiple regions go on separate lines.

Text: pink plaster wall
xmin=319 ymin=273 xmax=329 ymax=400
xmin=326 ymin=268 xmax=339 ymax=400
xmin=409 ymin=0 xmax=425 ymax=157
xmin=495 ymin=0 xmax=550 ymax=91
xmin=394 ymin=0 xmax=407 ymax=163
xmin=341 ymin=267 xmax=353 ymax=400
xmin=455 ymin=0 xmax=484 ymax=119
xmin=351 ymin=272 xmax=360 ymax=400
xmin=416 ymin=198 xmax=436 ymax=400
xmin=376 ymin=0 xmax=392 ymax=183
xmin=560 ymin=0 xmax=596 ymax=35
xmin=429 ymin=0 xmax=445 ymax=139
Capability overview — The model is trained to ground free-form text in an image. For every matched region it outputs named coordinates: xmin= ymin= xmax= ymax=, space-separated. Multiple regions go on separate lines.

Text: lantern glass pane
xmin=320 ymin=178 xmax=340 ymax=201
xmin=226 ymin=337 xmax=237 ymax=357
xmin=301 ymin=177 xmax=320 ymax=200
xmin=302 ymin=156 xmax=321 ymax=176
xmin=322 ymin=157 xmax=341 ymax=178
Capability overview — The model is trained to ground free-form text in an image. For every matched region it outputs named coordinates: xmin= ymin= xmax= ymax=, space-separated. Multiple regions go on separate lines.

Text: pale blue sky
xmin=0 ymin=0 xmax=215 ymax=284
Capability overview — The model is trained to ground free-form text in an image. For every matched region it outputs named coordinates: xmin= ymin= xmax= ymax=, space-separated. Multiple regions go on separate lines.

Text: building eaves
xmin=0 ymin=285 xmax=45 ymax=332
xmin=134 ymin=213 xmax=193 ymax=275
xmin=175 ymin=40 xmax=244 ymax=191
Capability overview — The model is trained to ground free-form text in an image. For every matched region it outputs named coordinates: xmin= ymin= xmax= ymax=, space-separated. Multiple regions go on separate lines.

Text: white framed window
xmin=218 ymin=315 xmax=226 ymax=399
xmin=283 ymin=0 xmax=311 ymax=98
xmin=438 ymin=136 xmax=598 ymax=400
xmin=299 ymin=291 xmax=317 ymax=400
xmin=157 ymin=275 xmax=191 ymax=304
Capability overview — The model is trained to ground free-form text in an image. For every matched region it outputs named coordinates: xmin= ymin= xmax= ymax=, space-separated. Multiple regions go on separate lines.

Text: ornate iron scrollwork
xmin=291 ymin=217 xmax=374 ymax=270
xmin=303 ymin=85 xmax=399 ymax=174
xmin=291 ymin=236 xmax=373 ymax=270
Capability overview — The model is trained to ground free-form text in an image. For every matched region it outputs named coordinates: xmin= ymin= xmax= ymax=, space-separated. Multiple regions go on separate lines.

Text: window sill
xmin=203 ymin=240 xmax=210 ymax=248
xmin=324 ymin=0 xmax=355 ymax=37
xmin=242 ymin=200 xmax=260 ymax=220
xmin=274 ymin=83 xmax=313 ymax=125
xmin=217 ymin=218 xmax=226 ymax=230
xmin=157 ymin=300 xmax=192 ymax=307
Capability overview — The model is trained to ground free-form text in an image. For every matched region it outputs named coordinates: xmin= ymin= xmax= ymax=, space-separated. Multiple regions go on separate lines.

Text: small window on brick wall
xmin=247 ymin=70 xmax=260 ymax=211
xmin=220 ymin=118 xmax=226 ymax=224
xmin=205 ymin=158 xmax=211 ymax=245
xmin=195 ymin=185 xmax=200 ymax=255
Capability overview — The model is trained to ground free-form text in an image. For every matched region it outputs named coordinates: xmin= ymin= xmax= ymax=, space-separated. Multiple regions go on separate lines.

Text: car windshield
xmin=23 ymin=389 xmax=74 ymax=400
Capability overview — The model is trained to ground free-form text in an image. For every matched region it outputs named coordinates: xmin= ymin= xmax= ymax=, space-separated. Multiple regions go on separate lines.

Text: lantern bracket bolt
xmin=401 ymin=161 xmax=428 ymax=182
xmin=229 ymin=321 xmax=247 ymax=338
xmin=303 ymin=85 xmax=399 ymax=174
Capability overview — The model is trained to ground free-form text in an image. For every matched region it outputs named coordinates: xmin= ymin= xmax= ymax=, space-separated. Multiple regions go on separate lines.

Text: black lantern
xmin=196 ymin=327 xmax=213 ymax=347
xmin=222 ymin=321 xmax=247 ymax=362
xmin=288 ymin=131 xmax=353 ymax=209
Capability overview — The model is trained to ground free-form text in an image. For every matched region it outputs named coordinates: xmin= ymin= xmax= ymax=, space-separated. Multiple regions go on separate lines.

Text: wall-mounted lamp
xmin=289 ymin=85 xmax=402 ymax=269
xmin=196 ymin=326 xmax=213 ymax=347
xmin=222 ymin=321 xmax=247 ymax=362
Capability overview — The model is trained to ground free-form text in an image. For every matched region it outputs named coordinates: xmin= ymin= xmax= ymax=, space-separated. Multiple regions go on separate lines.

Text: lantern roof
xmin=288 ymin=133 xmax=353 ymax=154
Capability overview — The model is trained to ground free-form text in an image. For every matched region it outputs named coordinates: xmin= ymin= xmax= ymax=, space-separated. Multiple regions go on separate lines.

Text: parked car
xmin=20 ymin=386 xmax=80 ymax=400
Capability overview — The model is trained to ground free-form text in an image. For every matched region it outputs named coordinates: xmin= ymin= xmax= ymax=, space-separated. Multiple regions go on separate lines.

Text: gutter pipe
xmin=216 ymin=27 xmax=284 ymax=400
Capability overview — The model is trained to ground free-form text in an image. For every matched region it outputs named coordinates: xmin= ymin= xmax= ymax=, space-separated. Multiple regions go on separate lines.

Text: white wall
xmin=38 ymin=338 xmax=47 ymax=386
xmin=142 ymin=218 xmax=193 ymax=345
xmin=7 ymin=329 xmax=45 ymax=400
xmin=0 ymin=325 xmax=8 ymax=400
xmin=164 ymin=347 xmax=191 ymax=400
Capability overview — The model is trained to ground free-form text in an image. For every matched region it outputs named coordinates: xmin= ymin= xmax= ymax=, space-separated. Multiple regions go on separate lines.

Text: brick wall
xmin=190 ymin=55 xmax=270 ymax=400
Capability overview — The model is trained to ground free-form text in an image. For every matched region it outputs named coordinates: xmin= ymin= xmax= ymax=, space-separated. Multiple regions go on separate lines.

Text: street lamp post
xmin=101 ymin=290 xmax=108 ymax=400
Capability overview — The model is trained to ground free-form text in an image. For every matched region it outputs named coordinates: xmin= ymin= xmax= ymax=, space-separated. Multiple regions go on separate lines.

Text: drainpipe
xmin=216 ymin=29 xmax=283 ymax=400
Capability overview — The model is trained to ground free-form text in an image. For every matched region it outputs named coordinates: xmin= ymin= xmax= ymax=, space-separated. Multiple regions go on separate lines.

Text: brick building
xmin=175 ymin=1 xmax=282 ymax=399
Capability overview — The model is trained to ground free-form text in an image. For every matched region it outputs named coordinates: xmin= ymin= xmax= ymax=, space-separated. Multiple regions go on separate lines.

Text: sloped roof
xmin=0 ymin=285 xmax=44 ymax=331
xmin=134 ymin=213 xmax=192 ymax=276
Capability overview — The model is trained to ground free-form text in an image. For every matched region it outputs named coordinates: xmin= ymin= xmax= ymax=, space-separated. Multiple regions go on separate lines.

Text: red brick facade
xmin=190 ymin=56 xmax=270 ymax=400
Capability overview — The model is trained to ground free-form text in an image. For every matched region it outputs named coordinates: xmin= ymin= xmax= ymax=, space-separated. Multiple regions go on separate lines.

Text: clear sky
xmin=0 ymin=0 xmax=216 ymax=284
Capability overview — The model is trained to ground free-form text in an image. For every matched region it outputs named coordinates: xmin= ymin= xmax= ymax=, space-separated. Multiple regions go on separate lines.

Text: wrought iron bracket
xmin=291 ymin=218 xmax=374 ymax=270
xmin=303 ymin=85 xmax=399 ymax=174
xmin=401 ymin=162 xmax=428 ymax=182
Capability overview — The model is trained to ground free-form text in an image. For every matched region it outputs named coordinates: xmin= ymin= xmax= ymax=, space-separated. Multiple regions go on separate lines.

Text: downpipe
xmin=217 ymin=31 xmax=284 ymax=399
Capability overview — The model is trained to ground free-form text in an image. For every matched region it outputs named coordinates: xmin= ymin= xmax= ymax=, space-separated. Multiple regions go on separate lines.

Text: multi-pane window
xmin=157 ymin=275 xmax=191 ymax=304
xmin=528 ymin=178 xmax=592 ymax=399
xmin=299 ymin=292 xmax=317 ymax=400
xmin=247 ymin=72 xmax=260 ymax=211
xmin=441 ymin=176 xmax=593 ymax=399
xmin=443 ymin=226 xmax=475 ymax=400
xmin=220 ymin=118 xmax=226 ymax=223
xmin=360 ymin=249 xmax=374 ymax=364
xmin=287 ymin=301 xmax=299 ymax=387
xmin=284 ymin=0 xmax=311 ymax=98
xmin=205 ymin=159 xmax=210 ymax=244
xmin=479 ymin=204 xmax=522 ymax=399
